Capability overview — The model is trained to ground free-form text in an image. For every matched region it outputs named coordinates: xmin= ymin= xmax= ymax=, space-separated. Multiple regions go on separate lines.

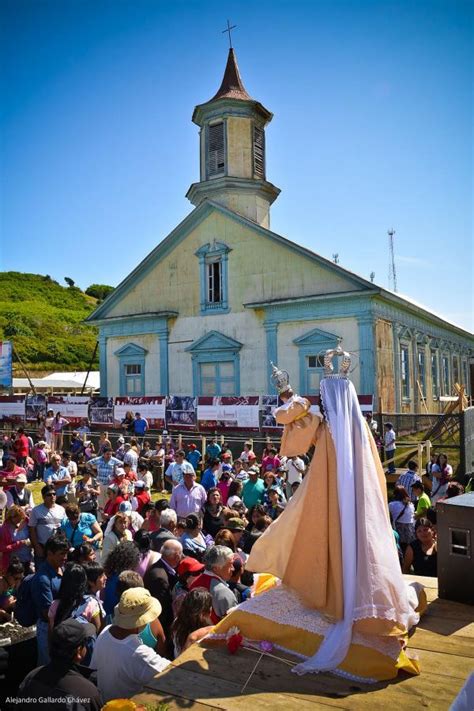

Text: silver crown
xmin=323 ymin=346 xmax=351 ymax=377
xmin=270 ymin=362 xmax=292 ymax=394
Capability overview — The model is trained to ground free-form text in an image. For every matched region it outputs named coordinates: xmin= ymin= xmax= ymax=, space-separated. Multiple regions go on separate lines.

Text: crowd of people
xmin=0 ymin=417 xmax=466 ymax=708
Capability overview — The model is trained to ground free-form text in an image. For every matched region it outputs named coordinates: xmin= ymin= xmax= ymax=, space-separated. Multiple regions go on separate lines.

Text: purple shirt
xmin=169 ymin=482 xmax=207 ymax=518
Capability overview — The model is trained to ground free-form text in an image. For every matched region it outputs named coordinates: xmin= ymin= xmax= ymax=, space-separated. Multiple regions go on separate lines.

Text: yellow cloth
xmin=248 ymin=409 xmax=343 ymax=621
xmin=213 ymin=609 xmax=420 ymax=682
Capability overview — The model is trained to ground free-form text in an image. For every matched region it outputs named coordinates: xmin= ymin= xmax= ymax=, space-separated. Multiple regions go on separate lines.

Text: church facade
xmin=86 ymin=49 xmax=473 ymax=414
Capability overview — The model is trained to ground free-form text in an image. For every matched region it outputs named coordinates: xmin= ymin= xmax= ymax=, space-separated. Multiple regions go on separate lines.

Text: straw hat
xmin=114 ymin=588 xmax=161 ymax=629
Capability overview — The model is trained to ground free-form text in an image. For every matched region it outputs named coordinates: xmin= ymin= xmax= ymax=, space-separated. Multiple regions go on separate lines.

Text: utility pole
xmin=388 ymin=229 xmax=397 ymax=292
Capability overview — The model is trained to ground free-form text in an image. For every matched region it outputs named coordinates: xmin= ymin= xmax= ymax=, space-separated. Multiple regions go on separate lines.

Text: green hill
xmin=0 ymin=273 xmax=101 ymax=372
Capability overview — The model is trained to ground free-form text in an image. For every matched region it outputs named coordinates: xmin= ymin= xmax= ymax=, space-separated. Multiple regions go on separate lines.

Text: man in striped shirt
xmin=396 ymin=460 xmax=422 ymax=504
xmin=88 ymin=447 xmax=123 ymax=516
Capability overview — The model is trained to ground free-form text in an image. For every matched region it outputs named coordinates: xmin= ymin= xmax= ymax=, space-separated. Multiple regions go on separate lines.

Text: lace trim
xmin=353 ymin=605 xmax=399 ymax=622
xmin=216 ymin=586 xmax=403 ymax=660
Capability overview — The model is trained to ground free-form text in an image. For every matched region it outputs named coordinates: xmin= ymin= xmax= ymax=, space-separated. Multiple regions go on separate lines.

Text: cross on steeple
xmin=222 ymin=19 xmax=237 ymax=49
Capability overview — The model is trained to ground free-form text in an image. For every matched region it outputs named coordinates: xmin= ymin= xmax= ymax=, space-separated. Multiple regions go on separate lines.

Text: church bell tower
xmin=186 ymin=49 xmax=280 ymax=229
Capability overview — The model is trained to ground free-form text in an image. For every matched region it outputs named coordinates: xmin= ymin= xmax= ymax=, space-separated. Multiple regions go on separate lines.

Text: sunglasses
xmin=44 ymin=493 xmax=56 ymax=497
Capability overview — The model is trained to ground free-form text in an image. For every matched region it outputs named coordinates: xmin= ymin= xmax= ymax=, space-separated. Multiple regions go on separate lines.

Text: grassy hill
xmin=0 ymin=273 xmax=101 ymax=372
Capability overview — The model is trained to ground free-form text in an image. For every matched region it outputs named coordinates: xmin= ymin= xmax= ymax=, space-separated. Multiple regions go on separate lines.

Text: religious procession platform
xmin=132 ymin=575 xmax=474 ymax=711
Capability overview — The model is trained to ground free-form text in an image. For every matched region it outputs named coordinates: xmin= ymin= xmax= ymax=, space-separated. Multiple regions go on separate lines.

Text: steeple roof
xmin=209 ymin=48 xmax=252 ymax=102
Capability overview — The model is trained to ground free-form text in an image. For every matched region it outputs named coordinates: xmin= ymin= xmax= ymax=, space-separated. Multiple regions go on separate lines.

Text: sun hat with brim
xmin=115 ymin=468 xmax=126 ymax=477
xmin=114 ymin=588 xmax=161 ymax=629
xmin=16 ymin=473 xmax=28 ymax=483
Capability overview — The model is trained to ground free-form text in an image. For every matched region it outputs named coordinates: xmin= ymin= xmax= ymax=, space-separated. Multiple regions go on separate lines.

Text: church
xmin=86 ymin=48 xmax=473 ymax=414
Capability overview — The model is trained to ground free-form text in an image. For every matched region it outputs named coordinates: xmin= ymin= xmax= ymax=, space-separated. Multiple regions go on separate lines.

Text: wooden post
xmin=12 ymin=345 xmax=36 ymax=395
xmin=178 ymin=433 xmax=182 ymax=450
xmin=202 ymin=436 xmax=206 ymax=459
xmin=417 ymin=442 xmax=423 ymax=476
xmin=81 ymin=340 xmax=98 ymax=395
xmin=426 ymin=439 xmax=431 ymax=463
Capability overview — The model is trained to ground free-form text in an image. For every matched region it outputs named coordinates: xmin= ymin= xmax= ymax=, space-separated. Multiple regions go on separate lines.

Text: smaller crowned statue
xmin=270 ymin=362 xmax=322 ymax=457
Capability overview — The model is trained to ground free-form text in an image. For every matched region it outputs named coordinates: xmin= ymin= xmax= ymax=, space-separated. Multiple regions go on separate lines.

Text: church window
xmin=462 ymin=360 xmax=469 ymax=394
xmin=199 ymin=361 xmax=236 ymax=396
xmin=186 ymin=331 xmax=242 ymax=396
xmin=306 ymin=355 xmax=325 ymax=395
xmin=207 ymin=260 xmax=222 ymax=304
xmin=431 ymin=350 xmax=439 ymax=399
xmin=125 ymin=364 xmax=142 ymax=395
xmin=417 ymin=350 xmax=426 ymax=397
xmin=452 ymin=355 xmax=460 ymax=385
xmin=208 ymin=122 xmax=225 ymax=177
xmin=114 ymin=343 xmax=147 ymax=397
xmin=253 ymin=125 xmax=265 ymax=178
xmin=442 ymin=354 xmax=450 ymax=394
xmin=400 ymin=345 xmax=410 ymax=399
xmin=195 ymin=241 xmax=231 ymax=315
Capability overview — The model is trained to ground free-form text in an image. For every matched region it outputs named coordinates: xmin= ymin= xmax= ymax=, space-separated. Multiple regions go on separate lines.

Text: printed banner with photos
xmin=197 ymin=396 xmax=260 ymax=430
xmin=114 ymin=396 xmax=166 ymax=428
xmin=0 ymin=396 xmax=25 ymax=422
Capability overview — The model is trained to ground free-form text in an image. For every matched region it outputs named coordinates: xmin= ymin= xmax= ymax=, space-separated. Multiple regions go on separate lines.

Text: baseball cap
xmin=16 ymin=473 xmax=28 ymax=483
xmin=226 ymin=517 xmax=246 ymax=531
xmin=114 ymin=588 xmax=161 ymax=629
xmin=118 ymin=501 xmax=133 ymax=513
xmin=247 ymin=452 xmax=257 ymax=460
xmin=222 ymin=452 xmax=232 ymax=459
xmin=134 ymin=480 xmax=146 ymax=489
xmin=188 ymin=443 xmax=196 ymax=449
xmin=177 ymin=557 xmax=205 ymax=576
xmin=117 ymin=436 xmax=125 ymax=444
xmin=115 ymin=468 xmax=126 ymax=477
xmin=221 ymin=463 xmax=233 ymax=473
xmin=50 ymin=619 xmax=96 ymax=655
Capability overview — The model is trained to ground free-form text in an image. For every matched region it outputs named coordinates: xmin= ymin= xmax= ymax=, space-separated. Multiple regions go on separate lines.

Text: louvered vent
xmin=208 ymin=123 xmax=225 ymax=176
xmin=253 ymin=125 xmax=265 ymax=178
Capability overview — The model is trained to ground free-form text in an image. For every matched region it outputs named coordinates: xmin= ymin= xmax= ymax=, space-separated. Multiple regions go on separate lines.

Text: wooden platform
xmin=133 ymin=576 xmax=474 ymax=711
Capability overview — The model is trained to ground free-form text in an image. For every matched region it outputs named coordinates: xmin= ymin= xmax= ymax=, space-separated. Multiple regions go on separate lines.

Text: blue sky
xmin=1 ymin=0 xmax=472 ymax=331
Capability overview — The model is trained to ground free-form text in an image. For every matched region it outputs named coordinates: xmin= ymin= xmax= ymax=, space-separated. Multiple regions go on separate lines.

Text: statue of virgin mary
xmin=210 ymin=350 xmax=423 ymax=682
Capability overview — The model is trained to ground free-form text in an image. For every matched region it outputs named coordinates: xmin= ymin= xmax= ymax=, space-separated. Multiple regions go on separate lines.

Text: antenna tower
xmin=388 ymin=229 xmax=397 ymax=292
xmin=332 ymin=253 xmax=339 ymax=264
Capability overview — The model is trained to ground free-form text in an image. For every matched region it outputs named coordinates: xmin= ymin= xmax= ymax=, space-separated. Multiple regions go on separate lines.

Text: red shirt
xmin=0 ymin=465 xmax=26 ymax=489
xmin=134 ymin=490 xmax=151 ymax=514
xmin=13 ymin=435 xmax=29 ymax=458
xmin=103 ymin=495 xmax=125 ymax=518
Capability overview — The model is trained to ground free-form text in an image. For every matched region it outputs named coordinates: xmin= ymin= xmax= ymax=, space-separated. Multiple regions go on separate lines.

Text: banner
xmin=0 ymin=341 xmax=12 ymax=389
xmin=261 ymin=395 xmax=281 ymax=429
xmin=47 ymin=396 xmax=91 ymax=424
xmin=25 ymin=394 xmax=47 ymax=421
xmin=0 ymin=395 xmax=25 ymax=422
xmin=114 ymin=397 xmax=166 ymax=429
xmin=89 ymin=397 xmax=115 ymax=425
xmin=197 ymin=397 xmax=260 ymax=430
xmin=166 ymin=396 xmax=197 ymax=430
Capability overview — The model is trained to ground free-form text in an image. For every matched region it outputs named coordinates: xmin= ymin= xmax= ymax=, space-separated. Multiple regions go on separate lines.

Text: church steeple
xmin=186 ymin=49 xmax=280 ymax=229
xmin=209 ymin=48 xmax=252 ymax=102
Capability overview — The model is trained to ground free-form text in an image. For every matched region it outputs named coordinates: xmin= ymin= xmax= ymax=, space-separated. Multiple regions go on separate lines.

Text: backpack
xmin=14 ymin=573 xmax=37 ymax=627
